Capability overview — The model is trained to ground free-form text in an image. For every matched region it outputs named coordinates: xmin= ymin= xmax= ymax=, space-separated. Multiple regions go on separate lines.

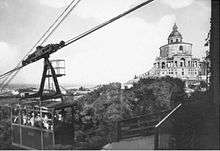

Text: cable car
xmin=11 ymin=99 xmax=76 ymax=150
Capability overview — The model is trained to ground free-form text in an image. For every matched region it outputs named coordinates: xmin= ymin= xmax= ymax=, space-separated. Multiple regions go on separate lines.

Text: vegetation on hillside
xmin=70 ymin=76 xmax=186 ymax=149
xmin=0 ymin=76 xmax=186 ymax=149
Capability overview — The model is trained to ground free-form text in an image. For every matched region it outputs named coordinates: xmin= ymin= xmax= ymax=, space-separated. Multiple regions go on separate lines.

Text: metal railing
xmin=112 ymin=110 xmax=170 ymax=142
xmin=154 ymin=103 xmax=183 ymax=150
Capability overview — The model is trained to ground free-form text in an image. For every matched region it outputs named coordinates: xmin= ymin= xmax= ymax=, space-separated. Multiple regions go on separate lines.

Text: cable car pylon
xmin=1 ymin=0 xmax=156 ymax=149
xmin=24 ymin=56 xmax=63 ymax=102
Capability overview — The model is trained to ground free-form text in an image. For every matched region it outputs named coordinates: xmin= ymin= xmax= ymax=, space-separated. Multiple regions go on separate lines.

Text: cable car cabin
xmin=11 ymin=100 xmax=75 ymax=150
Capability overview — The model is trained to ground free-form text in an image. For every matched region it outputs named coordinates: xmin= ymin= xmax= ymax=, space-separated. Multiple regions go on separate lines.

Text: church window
xmin=162 ymin=62 xmax=165 ymax=69
xmin=179 ymin=45 xmax=183 ymax=51
xmin=176 ymin=39 xmax=179 ymax=43
xmin=171 ymin=39 xmax=173 ymax=43
xmin=168 ymin=62 xmax=171 ymax=68
xmin=188 ymin=61 xmax=190 ymax=67
xmin=175 ymin=61 xmax=178 ymax=67
xmin=180 ymin=58 xmax=186 ymax=67
xmin=182 ymin=72 xmax=184 ymax=75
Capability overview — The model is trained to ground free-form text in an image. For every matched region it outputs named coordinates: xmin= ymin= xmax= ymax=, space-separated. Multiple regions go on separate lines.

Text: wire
xmin=40 ymin=0 xmax=81 ymax=45
xmin=0 ymin=0 xmax=155 ymax=90
xmin=0 ymin=66 xmax=23 ymax=80
xmin=65 ymin=0 xmax=155 ymax=46
xmin=0 ymin=0 xmax=79 ymax=80
xmin=0 ymin=0 xmax=81 ymax=90
xmin=28 ymin=0 xmax=79 ymax=54
xmin=0 ymin=70 xmax=20 ymax=91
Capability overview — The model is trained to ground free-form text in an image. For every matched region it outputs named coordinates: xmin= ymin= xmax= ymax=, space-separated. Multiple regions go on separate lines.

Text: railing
xmin=114 ymin=110 xmax=169 ymax=141
xmin=154 ymin=103 xmax=183 ymax=150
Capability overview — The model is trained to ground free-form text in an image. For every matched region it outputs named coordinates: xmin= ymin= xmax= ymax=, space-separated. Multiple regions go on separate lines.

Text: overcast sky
xmin=0 ymin=0 xmax=211 ymax=86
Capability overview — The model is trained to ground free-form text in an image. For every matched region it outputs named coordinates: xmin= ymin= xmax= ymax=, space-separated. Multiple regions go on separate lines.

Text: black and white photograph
xmin=0 ymin=0 xmax=219 ymax=150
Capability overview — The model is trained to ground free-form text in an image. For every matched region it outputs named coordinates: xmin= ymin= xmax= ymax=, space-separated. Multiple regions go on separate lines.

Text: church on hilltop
xmin=126 ymin=23 xmax=207 ymax=88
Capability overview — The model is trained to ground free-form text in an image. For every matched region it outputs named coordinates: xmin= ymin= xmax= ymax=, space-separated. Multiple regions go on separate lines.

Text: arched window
xmin=179 ymin=45 xmax=183 ymax=51
xmin=175 ymin=61 xmax=178 ymax=67
xmin=180 ymin=58 xmax=186 ymax=67
xmin=162 ymin=62 xmax=165 ymax=69
xmin=176 ymin=39 xmax=179 ymax=43
xmin=195 ymin=61 xmax=197 ymax=67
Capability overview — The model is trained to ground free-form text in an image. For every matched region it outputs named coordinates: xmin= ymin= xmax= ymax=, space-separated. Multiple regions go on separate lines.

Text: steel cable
xmin=0 ymin=0 xmax=81 ymax=90
xmin=0 ymin=0 xmax=155 ymax=91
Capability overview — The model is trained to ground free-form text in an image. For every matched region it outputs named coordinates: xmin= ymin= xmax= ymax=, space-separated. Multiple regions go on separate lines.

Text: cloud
xmin=0 ymin=42 xmax=43 ymax=84
xmin=0 ymin=42 xmax=20 ymax=74
xmin=52 ymin=14 xmax=176 ymax=84
xmin=38 ymin=0 xmax=72 ymax=8
xmin=161 ymin=0 xmax=194 ymax=9
xmin=74 ymin=0 xmax=143 ymax=21
xmin=0 ymin=1 xmax=9 ymax=9
xmin=194 ymin=0 xmax=211 ymax=12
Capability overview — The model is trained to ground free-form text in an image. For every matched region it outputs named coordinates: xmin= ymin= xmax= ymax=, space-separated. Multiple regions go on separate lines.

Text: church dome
xmin=168 ymin=24 xmax=182 ymax=38
xmin=168 ymin=23 xmax=183 ymax=44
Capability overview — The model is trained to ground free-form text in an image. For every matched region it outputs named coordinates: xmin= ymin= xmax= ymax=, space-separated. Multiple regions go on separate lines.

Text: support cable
xmin=0 ymin=0 xmax=81 ymax=90
xmin=65 ymin=0 xmax=154 ymax=46
xmin=0 ymin=0 xmax=155 ymax=90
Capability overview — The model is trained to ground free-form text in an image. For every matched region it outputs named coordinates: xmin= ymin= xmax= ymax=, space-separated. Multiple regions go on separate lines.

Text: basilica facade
xmin=139 ymin=24 xmax=204 ymax=85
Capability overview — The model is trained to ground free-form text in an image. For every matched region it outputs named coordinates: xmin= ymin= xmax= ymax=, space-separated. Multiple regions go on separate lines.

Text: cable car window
xmin=20 ymin=108 xmax=28 ymax=125
xmin=25 ymin=108 xmax=35 ymax=126
xmin=12 ymin=106 xmax=20 ymax=124
xmin=54 ymin=108 xmax=71 ymax=123
xmin=42 ymin=111 xmax=53 ymax=130
xmin=54 ymin=107 xmax=73 ymax=129
xmin=34 ymin=107 xmax=42 ymax=128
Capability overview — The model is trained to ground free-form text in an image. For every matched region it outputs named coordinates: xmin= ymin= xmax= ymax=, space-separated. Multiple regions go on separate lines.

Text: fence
xmin=114 ymin=110 xmax=169 ymax=141
xmin=154 ymin=103 xmax=183 ymax=149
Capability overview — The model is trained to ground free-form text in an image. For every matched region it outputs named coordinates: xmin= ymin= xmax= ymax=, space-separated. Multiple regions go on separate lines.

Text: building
xmin=138 ymin=23 xmax=208 ymax=87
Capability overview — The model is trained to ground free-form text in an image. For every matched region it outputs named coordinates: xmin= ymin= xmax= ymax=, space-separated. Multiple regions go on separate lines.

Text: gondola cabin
xmin=11 ymin=99 xmax=75 ymax=149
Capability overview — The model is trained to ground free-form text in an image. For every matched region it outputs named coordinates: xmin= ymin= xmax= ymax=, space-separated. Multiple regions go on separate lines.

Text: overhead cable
xmin=0 ymin=0 xmax=81 ymax=90
xmin=65 ymin=0 xmax=154 ymax=46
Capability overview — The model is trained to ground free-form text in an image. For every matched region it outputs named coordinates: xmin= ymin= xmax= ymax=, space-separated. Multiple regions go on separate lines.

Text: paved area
xmin=102 ymin=135 xmax=154 ymax=150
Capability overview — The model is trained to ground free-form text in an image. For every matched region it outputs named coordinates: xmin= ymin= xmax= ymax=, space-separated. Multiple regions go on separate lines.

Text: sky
xmin=0 ymin=0 xmax=211 ymax=86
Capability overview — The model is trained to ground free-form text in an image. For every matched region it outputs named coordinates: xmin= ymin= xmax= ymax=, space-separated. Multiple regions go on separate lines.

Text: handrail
xmin=155 ymin=103 xmax=182 ymax=128
xmin=119 ymin=110 xmax=169 ymax=123
xmin=115 ymin=110 xmax=169 ymax=141
xmin=154 ymin=103 xmax=183 ymax=150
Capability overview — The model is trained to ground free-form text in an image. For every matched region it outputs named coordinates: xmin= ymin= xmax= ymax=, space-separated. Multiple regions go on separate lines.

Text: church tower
xmin=145 ymin=23 xmax=201 ymax=84
xmin=168 ymin=23 xmax=183 ymax=44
